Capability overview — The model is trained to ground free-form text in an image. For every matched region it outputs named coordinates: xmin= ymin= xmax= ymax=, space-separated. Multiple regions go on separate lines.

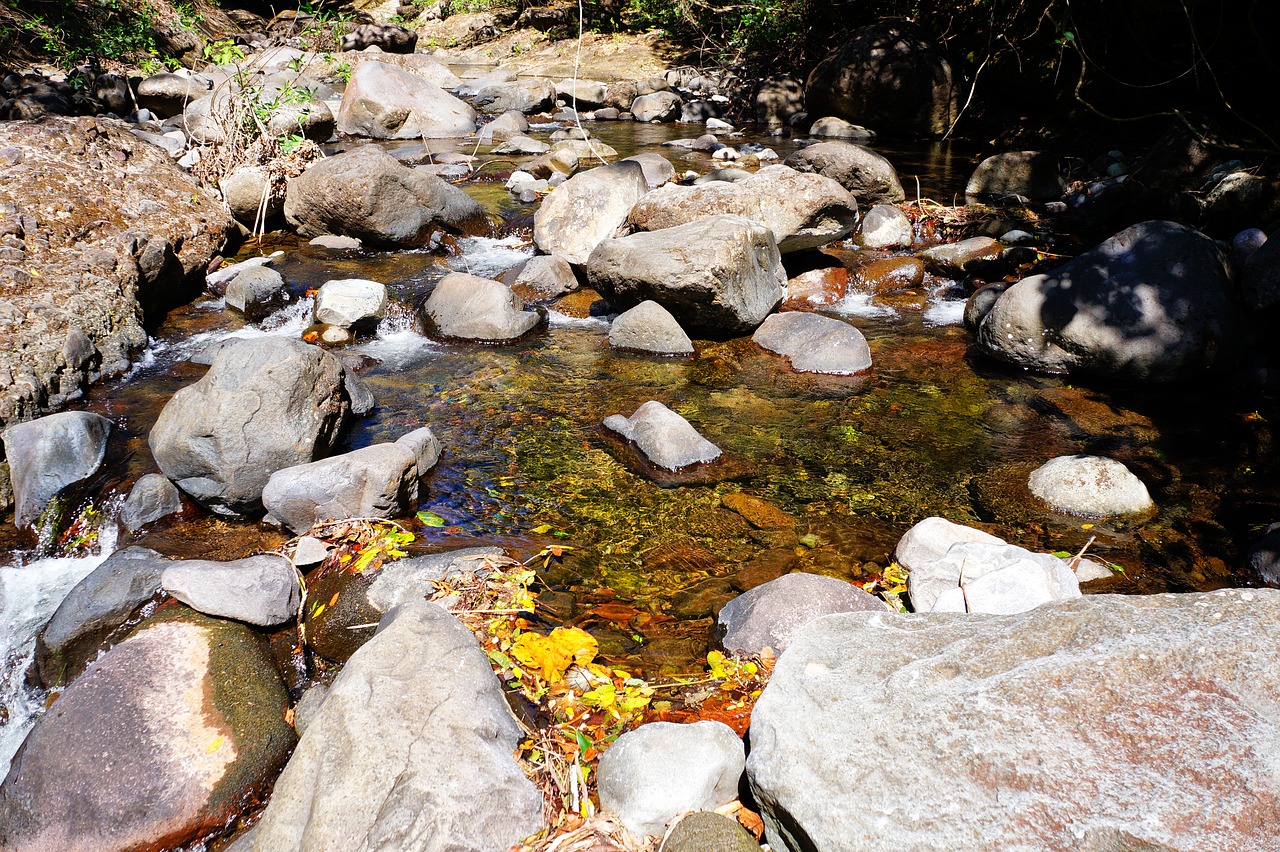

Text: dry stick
xmin=1068 ymin=534 xmax=1097 ymax=572
xmin=958 ymin=555 xmax=971 ymax=614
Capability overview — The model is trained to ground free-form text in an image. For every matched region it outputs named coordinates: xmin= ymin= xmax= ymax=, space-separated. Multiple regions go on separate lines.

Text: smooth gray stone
xmin=161 ymin=554 xmax=301 ymax=626
xmin=120 ymin=473 xmax=183 ymax=532
xmin=3 ymin=411 xmax=112 ymax=530
xmin=717 ymin=572 xmax=887 ymax=656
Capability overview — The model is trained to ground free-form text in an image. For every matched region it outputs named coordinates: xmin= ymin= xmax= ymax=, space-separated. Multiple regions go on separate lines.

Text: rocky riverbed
xmin=1 ymin=14 xmax=1280 ymax=851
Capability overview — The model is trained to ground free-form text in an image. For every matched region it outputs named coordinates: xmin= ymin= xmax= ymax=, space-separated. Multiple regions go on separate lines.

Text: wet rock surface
xmin=2 ymin=411 xmax=112 ymax=531
xmin=752 ymin=312 xmax=872 ymax=375
xmin=717 ymin=572 xmax=886 ymax=655
xmin=748 ymin=590 xmax=1280 ymax=851
xmin=603 ymin=401 xmax=722 ymax=471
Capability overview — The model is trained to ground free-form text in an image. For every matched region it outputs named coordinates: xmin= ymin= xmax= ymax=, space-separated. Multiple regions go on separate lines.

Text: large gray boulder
xmin=752 ymin=312 xmax=872 ymax=375
xmin=965 ymin=151 xmax=1064 ymax=201
xmin=586 ymin=215 xmax=785 ymax=336
xmin=3 ymin=411 xmax=112 ymax=531
xmin=262 ymin=430 xmax=439 ymax=534
xmin=135 ymin=72 xmax=211 ymax=118
xmin=148 ymin=338 xmax=354 ymax=516
xmin=805 ymin=20 xmax=957 ymax=137
xmin=603 ymin=401 xmax=721 ymax=471
xmin=472 ymin=78 xmax=557 ymax=114
xmin=907 ymin=540 xmax=1081 ymax=614
xmin=755 ymin=75 xmax=805 ymax=127
xmin=285 ymin=146 xmax=484 ymax=248
xmin=783 ymin=141 xmax=905 ymax=206
xmin=1028 ymin=454 xmax=1155 ymax=516
xmin=597 ymin=721 xmax=744 ymax=838
xmin=419 ymin=272 xmax=542 ymax=341
xmin=533 ymin=161 xmax=649 ymax=265
xmin=1 ymin=610 xmax=295 ymax=852
xmin=609 ymin=301 xmax=695 ymax=355
xmin=976 ymin=220 xmax=1241 ymax=382
xmin=717 ymin=572 xmax=885 ymax=656
xmin=336 ymin=60 xmax=475 ymax=139
xmin=161 ymin=555 xmax=300 ymax=627
xmin=250 ymin=601 xmax=545 ymax=851
xmin=34 ymin=546 xmax=169 ymax=688
xmin=748 ymin=589 xmax=1280 ymax=851
xmin=630 ymin=91 xmax=682 ymax=122
xmin=626 ymin=165 xmax=857 ymax=253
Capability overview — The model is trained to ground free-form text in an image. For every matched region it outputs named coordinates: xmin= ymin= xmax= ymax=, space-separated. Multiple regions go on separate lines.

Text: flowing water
xmin=1 ymin=119 xmax=1278 ymax=772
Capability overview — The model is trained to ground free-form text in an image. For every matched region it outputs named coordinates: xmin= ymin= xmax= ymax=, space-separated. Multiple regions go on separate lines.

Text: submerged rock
xmin=251 ymin=601 xmax=545 ymax=850
xmin=597 ymin=720 xmax=744 ymax=838
xmin=747 ymin=589 xmax=1280 ymax=850
xmin=717 ymin=572 xmax=886 ymax=656
xmin=1 ymin=610 xmax=295 ymax=852
xmin=1028 ymin=454 xmax=1155 ymax=517
xmin=603 ymin=401 xmax=721 ymax=471
xmin=586 ymin=214 xmax=785 ymax=336
xmin=976 ymin=220 xmax=1240 ymax=382
xmin=148 ymin=338 xmax=354 ymax=516
xmin=752 ymin=312 xmax=872 ymax=375
xmin=2 ymin=411 xmax=112 ymax=531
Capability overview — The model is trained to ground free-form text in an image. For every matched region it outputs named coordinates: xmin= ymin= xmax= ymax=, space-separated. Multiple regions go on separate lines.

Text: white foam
xmin=832 ymin=291 xmax=897 ymax=320
xmin=923 ymin=299 xmax=967 ymax=327
xmin=448 ymin=236 xmax=533 ymax=280
xmin=547 ymin=310 xmax=609 ymax=330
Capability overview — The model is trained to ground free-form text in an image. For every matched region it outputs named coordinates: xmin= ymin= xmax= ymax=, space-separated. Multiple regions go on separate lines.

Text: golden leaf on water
xmin=205 ymin=735 xmax=224 ymax=754
xmin=510 ymin=627 xmax=599 ymax=683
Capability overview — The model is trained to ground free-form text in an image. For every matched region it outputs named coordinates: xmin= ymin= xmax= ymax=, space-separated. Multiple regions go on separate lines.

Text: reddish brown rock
xmin=784 ymin=267 xmax=848 ymax=308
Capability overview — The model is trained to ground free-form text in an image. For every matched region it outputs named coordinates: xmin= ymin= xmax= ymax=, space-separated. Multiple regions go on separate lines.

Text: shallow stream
xmin=2 ymin=117 xmax=1278 ymax=772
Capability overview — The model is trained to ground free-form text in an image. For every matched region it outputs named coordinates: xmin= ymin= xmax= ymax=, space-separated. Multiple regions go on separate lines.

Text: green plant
xmin=204 ymin=37 xmax=245 ymax=65
xmin=332 ymin=60 xmax=351 ymax=83
xmin=139 ymin=55 xmax=163 ymax=74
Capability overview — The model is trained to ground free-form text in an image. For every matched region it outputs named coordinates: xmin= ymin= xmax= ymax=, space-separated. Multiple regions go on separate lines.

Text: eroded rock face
xmin=976 ymin=220 xmax=1240 ymax=382
xmin=533 ymin=161 xmax=649 ymax=265
xmin=1 ymin=610 xmax=295 ymax=852
xmin=337 ymin=61 xmax=475 ymax=139
xmin=0 ymin=117 xmax=233 ymax=428
xmin=251 ymin=601 xmax=545 ymax=851
xmin=148 ymin=338 xmax=353 ymax=516
xmin=285 ymin=146 xmax=484 ymax=248
xmin=748 ymin=590 xmax=1280 ymax=851
xmin=626 ymin=165 xmax=857 ymax=253
xmin=805 ymin=20 xmax=957 ymax=137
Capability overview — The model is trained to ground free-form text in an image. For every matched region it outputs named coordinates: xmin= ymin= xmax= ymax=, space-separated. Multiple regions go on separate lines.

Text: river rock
xmin=859 ymin=203 xmax=914 ymax=248
xmin=755 ymin=75 xmax=805 ymax=127
xmin=0 ymin=610 xmax=295 ymax=852
xmin=976 ymin=220 xmax=1240 ymax=382
xmin=1248 ymin=525 xmax=1280 ymax=585
xmin=420 ymin=272 xmax=542 ymax=341
xmin=313 ymin=278 xmax=387 ymax=332
xmin=0 ymin=117 xmax=233 ymax=428
xmin=1027 ymin=454 xmax=1155 ymax=516
xmin=808 ymin=116 xmax=875 ymax=139
xmin=1242 ymin=226 xmax=1280 ymax=312
xmin=511 ymin=254 xmax=578 ymax=299
xmin=919 ymin=236 xmax=1002 ymax=275
xmin=894 ymin=516 xmax=1005 ymax=573
xmin=284 ymin=146 xmax=484 ymax=248
xmin=805 ymin=20 xmax=957 ymax=137
xmin=853 ymin=256 xmax=925 ymax=294
xmin=783 ymin=141 xmax=905 ymax=206
xmin=717 ymin=572 xmax=885 ymax=656
xmin=586 ymin=214 xmax=785 ymax=336
xmin=752 ymin=311 xmax=872 ymax=374
xmin=473 ymin=78 xmax=557 ymax=114
xmin=121 ymin=473 xmax=183 ymax=532
xmin=965 ymin=151 xmax=1064 ymax=201
xmin=597 ymin=720 xmax=744 ymax=838
xmin=492 ymin=133 xmax=551 ymax=155
xmin=663 ymin=812 xmax=759 ymax=852
xmin=963 ymin=282 xmax=1011 ymax=330
xmin=2 ymin=411 xmax=112 ymax=531
xmin=907 ymin=539 xmax=1081 ymax=614
xmin=556 ymin=79 xmax=609 ymax=109
xmin=630 ymin=91 xmax=682 ymax=122
xmin=603 ymin=401 xmax=721 ymax=471
xmin=552 ymin=138 xmax=619 ymax=160
xmin=620 ymin=152 xmax=676 ymax=189
xmin=135 ymin=72 xmax=211 ymax=118
xmin=251 ymin=601 xmax=545 ymax=850
xmin=224 ymin=266 xmax=288 ymax=322
xmin=262 ymin=439 xmax=428 ymax=534
xmin=747 ymin=589 xmax=1280 ymax=851
xmin=336 ymin=61 xmax=475 ymax=138
xmin=34 ymin=546 xmax=170 ymax=688
xmin=609 ymin=301 xmax=695 ymax=355
xmin=367 ymin=546 xmax=504 ymax=612
xmin=220 ymin=165 xmax=281 ymax=227
xmin=161 ymin=554 xmax=300 ymax=626
xmin=627 ymin=165 xmax=857 ymax=253
xmin=477 ymin=109 xmax=529 ymax=142
xmin=148 ymin=337 xmax=354 ymax=516
xmin=533 ymin=160 xmax=648 ymax=265
xmin=342 ymin=22 xmax=417 ymax=53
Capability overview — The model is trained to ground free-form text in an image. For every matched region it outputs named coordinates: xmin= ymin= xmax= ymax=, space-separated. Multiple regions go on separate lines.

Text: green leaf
xmin=1050 ymin=550 xmax=1072 ymax=558
xmin=573 ymin=729 xmax=592 ymax=753
xmin=417 ymin=510 xmax=446 ymax=527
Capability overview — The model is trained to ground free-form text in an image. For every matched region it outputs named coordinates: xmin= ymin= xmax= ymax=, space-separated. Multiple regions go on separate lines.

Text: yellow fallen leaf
xmin=530 ymin=523 xmax=553 ymax=534
xmin=1081 ymin=523 xmax=1094 ymax=530
xmin=510 ymin=627 xmax=598 ymax=683
xmin=206 ymin=735 xmax=224 ymax=754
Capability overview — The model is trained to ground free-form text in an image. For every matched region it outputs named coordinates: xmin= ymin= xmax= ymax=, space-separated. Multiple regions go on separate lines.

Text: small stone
xmin=609 ymin=300 xmax=694 ymax=355
xmin=1028 ymin=455 xmax=1155 ymax=516
xmin=120 ymin=473 xmax=183 ymax=532
xmin=291 ymin=536 xmax=330 ymax=568
xmin=717 ymin=572 xmax=885 ymax=656
xmin=602 ymin=401 xmax=721 ymax=471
